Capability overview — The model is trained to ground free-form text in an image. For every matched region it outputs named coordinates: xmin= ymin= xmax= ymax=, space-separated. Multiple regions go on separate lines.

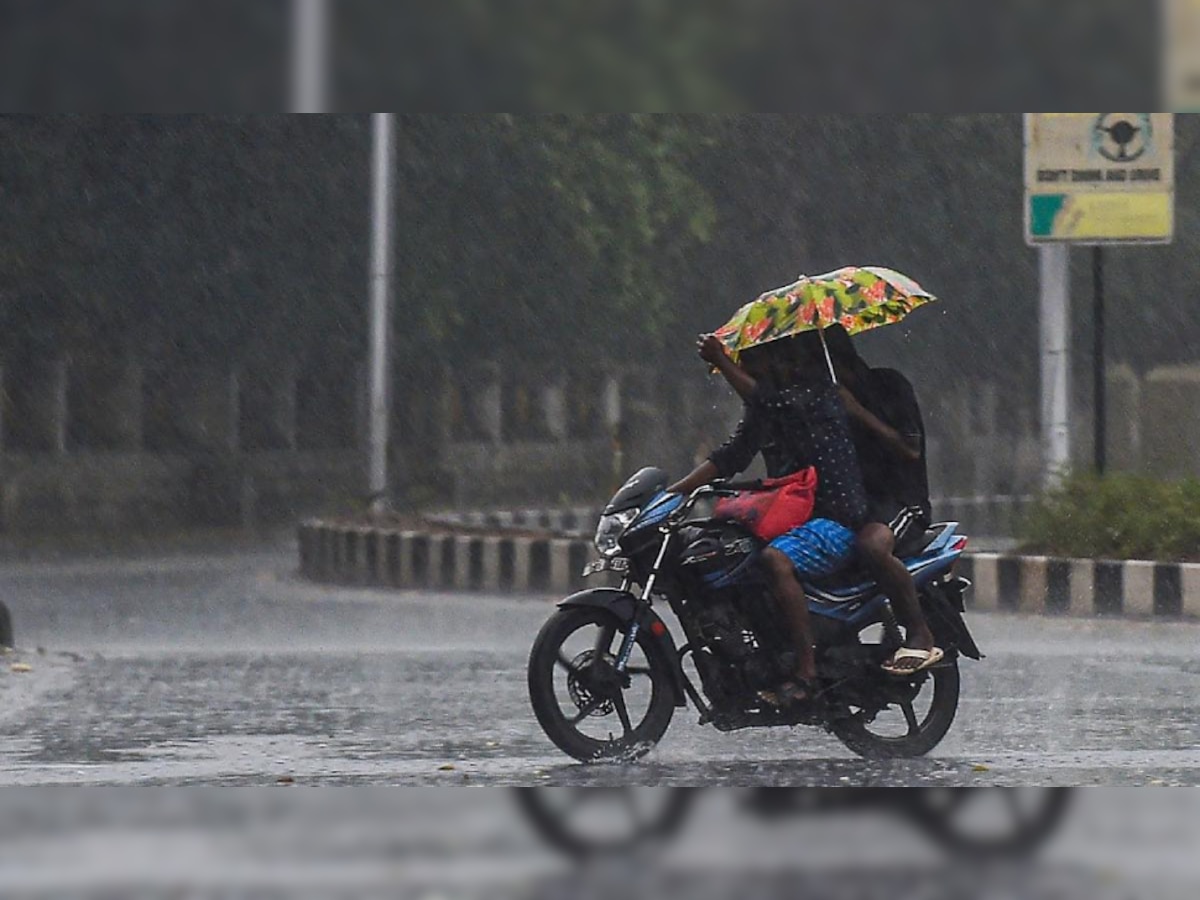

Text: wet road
xmin=2 ymin=546 xmax=1199 ymax=787
xmin=0 ymin=787 xmax=1197 ymax=898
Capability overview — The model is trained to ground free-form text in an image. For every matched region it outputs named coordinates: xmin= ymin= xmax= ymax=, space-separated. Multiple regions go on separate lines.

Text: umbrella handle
xmin=817 ymin=327 xmax=838 ymax=385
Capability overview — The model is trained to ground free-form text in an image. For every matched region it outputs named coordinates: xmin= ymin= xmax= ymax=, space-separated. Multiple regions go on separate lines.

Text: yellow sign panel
xmin=1025 ymin=113 xmax=1175 ymax=245
xmin=1165 ymin=0 xmax=1200 ymax=110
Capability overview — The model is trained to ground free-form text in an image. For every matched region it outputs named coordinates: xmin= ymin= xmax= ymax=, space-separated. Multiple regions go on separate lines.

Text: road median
xmin=298 ymin=518 xmax=1200 ymax=620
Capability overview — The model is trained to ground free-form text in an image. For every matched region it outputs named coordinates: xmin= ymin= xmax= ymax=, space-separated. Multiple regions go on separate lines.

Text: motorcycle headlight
xmin=595 ymin=508 xmax=640 ymax=558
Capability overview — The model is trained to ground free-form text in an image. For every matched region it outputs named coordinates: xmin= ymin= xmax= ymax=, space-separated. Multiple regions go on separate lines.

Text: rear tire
xmin=831 ymin=662 xmax=960 ymax=759
xmin=528 ymin=607 xmax=676 ymax=763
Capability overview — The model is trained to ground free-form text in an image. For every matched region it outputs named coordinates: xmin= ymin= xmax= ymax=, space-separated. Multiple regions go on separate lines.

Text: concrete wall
xmin=0 ymin=359 xmax=362 ymax=535
xmin=3 ymin=356 xmax=1199 ymax=536
xmin=1140 ymin=366 xmax=1200 ymax=479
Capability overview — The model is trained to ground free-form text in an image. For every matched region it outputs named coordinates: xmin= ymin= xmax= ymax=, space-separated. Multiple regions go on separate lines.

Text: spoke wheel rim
xmin=853 ymin=673 xmax=937 ymax=742
xmin=547 ymin=616 xmax=661 ymax=753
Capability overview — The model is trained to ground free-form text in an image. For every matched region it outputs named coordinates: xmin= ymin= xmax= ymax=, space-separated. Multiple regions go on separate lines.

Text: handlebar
xmin=665 ymin=480 xmax=754 ymax=527
xmin=723 ymin=479 xmax=766 ymax=492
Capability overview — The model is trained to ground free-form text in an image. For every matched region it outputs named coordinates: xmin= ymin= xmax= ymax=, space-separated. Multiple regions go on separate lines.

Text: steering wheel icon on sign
xmin=1094 ymin=113 xmax=1151 ymax=163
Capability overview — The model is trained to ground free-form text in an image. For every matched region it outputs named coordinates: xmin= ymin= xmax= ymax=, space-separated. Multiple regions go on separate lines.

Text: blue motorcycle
xmin=528 ymin=467 xmax=982 ymax=762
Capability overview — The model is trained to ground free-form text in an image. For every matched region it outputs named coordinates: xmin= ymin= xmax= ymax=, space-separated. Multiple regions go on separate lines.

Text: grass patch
xmin=1019 ymin=473 xmax=1200 ymax=562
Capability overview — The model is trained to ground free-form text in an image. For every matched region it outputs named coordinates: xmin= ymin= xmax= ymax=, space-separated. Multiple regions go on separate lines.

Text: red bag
xmin=714 ymin=467 xmax=818 ymax=542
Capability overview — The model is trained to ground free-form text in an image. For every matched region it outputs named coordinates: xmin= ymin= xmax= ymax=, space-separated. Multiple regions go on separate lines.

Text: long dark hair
xmin=786 ymin=330 xmax=828 ymax=381
xmin=822 ymin=324 xmax=871 ymax=387
xmin=739 ymin=340 xmax=792 ymax=388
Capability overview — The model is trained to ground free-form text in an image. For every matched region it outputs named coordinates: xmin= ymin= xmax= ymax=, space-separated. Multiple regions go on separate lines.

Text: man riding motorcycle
xmin=670 ymin=332 xmax=943 ymax=697
xmin=667 ymin=335 xmax=869 ymax=708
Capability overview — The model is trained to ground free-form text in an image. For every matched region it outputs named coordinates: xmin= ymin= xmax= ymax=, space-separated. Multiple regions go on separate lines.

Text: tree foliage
xmin=0 ymin=114 xmax=713 ymax=375
xmin=4 ymin=113 xmax=1200 ymax=411
xmin=1020 ymin=473 xmax=1200 ymax=562
xmin=392 ymin=114 xmax=714 ymax=372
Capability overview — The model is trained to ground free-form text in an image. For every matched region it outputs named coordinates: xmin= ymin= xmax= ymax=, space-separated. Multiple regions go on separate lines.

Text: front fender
xmin=558 ymin=589 xmax=687 ymax=707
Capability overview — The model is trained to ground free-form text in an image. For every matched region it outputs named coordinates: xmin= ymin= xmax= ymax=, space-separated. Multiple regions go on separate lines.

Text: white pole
xmin=1039 ymin=244 xmax=1071 ymax=486
xmin=368 ymin=114 xmax=396 ymax=514
xmin=291 ymin=0 xmax=329 ymax=113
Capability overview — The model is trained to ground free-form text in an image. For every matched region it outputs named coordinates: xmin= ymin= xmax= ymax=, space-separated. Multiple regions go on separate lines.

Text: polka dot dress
xmin=709 ymin=379 xmax=868 ymax=530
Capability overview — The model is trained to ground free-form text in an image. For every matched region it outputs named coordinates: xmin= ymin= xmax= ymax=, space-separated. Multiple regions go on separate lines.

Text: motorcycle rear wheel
xmin=528 ymin=607 xmax=676 ymax=763
xmin=830 ymin=662 xmax=960 ymax=759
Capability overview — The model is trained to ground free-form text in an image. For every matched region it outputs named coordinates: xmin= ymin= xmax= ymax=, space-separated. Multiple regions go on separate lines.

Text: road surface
xmin=1 ymin=546 xmax=1199 ymax=787
xmin=1 ymin=546 xmax=1198 ymax=895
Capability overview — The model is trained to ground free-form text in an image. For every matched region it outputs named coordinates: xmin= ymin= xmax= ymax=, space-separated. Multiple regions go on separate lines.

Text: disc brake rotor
xmin=566 ymin=650 xmax=617 ymax=718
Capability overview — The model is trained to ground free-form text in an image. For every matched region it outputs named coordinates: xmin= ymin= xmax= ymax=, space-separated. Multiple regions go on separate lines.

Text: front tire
xmin=528 ymin=607 xmax=676 ymax=763
xmin=831 ymin=662 xmax=960 ymax=759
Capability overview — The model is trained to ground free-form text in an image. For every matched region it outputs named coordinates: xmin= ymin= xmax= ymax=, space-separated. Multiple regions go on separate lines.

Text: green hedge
xmin=1019 ymin=474 xmax=1200 ymax=562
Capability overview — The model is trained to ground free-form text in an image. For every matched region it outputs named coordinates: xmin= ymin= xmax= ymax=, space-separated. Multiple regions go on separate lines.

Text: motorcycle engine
xmin=694 ymin=601 xmax=755 ymax=660
xmin=677 ymin=522 xmax=793 ymax=703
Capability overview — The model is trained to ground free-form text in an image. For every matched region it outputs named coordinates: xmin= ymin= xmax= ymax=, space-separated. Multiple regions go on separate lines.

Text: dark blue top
xmin=849 ymin=367 xmax=932 ymax=526
xmin=708 ymin=379 xmax=868 ymax=530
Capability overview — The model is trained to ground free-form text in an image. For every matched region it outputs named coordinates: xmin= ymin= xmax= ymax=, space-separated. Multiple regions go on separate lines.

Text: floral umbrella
xmin=713 ymin=266 xmax=937 ymax=363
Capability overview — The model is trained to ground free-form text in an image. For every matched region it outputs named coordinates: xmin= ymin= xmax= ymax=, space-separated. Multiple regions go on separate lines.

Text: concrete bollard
xmin=1016 ymin=557 xmax=1048 ymax=615
xmin=1068 ymin=560 xmax=1095 ymax=617
xmin=482 ymin=537 xmax=502 ymax=592
xmin=549 ymin=540 xmax=573 ymax=597
xmin=969 ymin=554 xmax=1000 ymax=612
xmin=1122 ymin=561 xmax=1156 ymax=618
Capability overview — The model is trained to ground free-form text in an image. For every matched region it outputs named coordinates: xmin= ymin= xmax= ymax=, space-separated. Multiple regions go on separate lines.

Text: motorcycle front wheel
xmin=528 ymin=607 xmax=676 ymax=763
xmin=830 ymin=661 xmax=960 ymax=759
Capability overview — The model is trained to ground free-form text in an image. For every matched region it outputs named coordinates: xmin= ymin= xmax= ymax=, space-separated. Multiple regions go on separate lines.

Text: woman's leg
xmin=856 ymin=522 xmax=936 ymax=660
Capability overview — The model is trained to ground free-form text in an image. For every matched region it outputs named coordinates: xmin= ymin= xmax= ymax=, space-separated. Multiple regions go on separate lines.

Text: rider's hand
xmin=698 ymin=334 xmax=728 ymax=367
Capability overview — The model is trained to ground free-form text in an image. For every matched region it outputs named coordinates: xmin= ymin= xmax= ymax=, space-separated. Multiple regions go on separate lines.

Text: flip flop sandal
xmin=881 ymin=646 xmax=945 ymax=677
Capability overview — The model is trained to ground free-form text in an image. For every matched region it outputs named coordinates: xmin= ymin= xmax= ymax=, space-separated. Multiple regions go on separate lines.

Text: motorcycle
xmin=515 ymin=787 xmax=1072 ymax=861
xmin=527 ymin=467 xmax=982 ymax=763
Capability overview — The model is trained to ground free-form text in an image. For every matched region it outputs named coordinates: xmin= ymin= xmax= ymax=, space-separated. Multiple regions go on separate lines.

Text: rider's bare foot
xmin=908 ymin=626 xmax=936 ymax=652
xmin=882 ymin=623 xmax=937 ymax=673
xmin=882 ymin=646 xmax=945 ymax=676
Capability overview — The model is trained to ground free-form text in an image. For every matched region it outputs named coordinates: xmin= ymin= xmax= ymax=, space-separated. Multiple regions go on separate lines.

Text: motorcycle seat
xmin=804 ymin=528 xmax=944 ymax=600
xmin=896 ymin=527 xmax=941 ymax=560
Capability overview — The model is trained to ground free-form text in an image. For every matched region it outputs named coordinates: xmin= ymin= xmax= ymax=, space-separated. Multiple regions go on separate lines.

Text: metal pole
xmin=368 ymin=114 xmax=396 ymax=514
xmin=816 ymin=326 xmax=838 ymax=384
xmin=1092 ymin=246 xmax=1107 ymax=475
xmin=291 ymin=0 xmax=329 ymax=112
xmin=1040 ymin=244 xmax=1071 ymax=487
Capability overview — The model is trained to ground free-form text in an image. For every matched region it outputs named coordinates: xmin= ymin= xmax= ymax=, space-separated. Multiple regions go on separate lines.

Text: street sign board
xmin=1024 ymin=113 xmax=1175 ymax=245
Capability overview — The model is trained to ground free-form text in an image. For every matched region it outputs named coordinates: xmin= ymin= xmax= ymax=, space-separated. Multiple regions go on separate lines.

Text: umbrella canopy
xmin=713 ymin=266 xmax=937 ymax=360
